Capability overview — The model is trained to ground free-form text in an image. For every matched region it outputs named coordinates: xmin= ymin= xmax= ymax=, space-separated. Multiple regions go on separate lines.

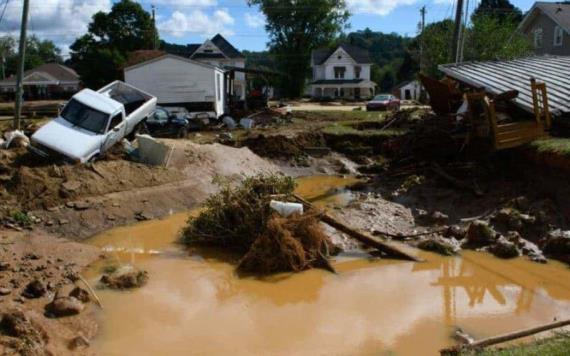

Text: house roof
xmin=210 ymin=34 xmax=244 ymax=59
xmin=312 ymin=44 xmax=372 ymax=65
xmin=192 ymin=53 xmax=226 ymax=59
xmin=439 ymin=55 xmax=570 ymax=115
xmin=0 ymin=63 xmax=79 ymax=86
xmin=180 ymin=34 xmax=244 ymax=60
xmin=123 ymin=53 xmax=223 ymax=72
xmin=518 ymin=2 xmax=570 ymax=34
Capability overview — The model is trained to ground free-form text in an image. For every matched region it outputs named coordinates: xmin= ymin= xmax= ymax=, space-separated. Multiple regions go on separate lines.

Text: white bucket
xmin=270 ymin=200 xmax=303 ymax=217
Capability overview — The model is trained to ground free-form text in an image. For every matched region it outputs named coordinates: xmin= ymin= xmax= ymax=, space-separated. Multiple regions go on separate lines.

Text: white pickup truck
xmin=30 ymin=81 xmax=157 ymax=163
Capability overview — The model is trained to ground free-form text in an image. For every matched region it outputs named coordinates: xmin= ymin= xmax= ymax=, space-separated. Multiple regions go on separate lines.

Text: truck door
xmin=102 ymin=112 xmax=126 ymax=152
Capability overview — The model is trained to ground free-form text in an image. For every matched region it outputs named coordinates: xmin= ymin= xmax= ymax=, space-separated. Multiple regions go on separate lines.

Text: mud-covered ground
xmin=1 ymin=106 xmax=570 ymax=354
xmin=0 ymin=137 xmax=278 ymax=354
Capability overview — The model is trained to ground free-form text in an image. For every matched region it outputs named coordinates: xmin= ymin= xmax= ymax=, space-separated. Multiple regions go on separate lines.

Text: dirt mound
xmin=240 ymin=133 xmax=325 ymax=160
xmin=0 ymin=310 xmax=49 ymax=356
xmin=4 ymin=155 xmax=183 ymax=211
xmin=238 ymin=213 xmax=337 ymax=274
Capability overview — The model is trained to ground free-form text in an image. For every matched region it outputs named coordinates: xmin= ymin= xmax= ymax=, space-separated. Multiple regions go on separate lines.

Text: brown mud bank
xmin=1 ymin=140 xmax=278 ymax=239
xmin=0 ymin=230 xmax=100 ymax=355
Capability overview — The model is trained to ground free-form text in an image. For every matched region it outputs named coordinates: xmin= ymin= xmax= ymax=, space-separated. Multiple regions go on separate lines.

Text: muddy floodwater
xmin=85 ymin=176 xmax=570 ymax=355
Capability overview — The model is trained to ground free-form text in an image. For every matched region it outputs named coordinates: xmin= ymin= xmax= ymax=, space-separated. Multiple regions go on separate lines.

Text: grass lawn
xmin=460 ymin=334 xmax=570 ymax=355
xmin=530 ymin=138 xmax=570 ymax=157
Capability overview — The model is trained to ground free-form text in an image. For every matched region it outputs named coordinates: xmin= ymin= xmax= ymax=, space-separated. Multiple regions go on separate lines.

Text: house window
xmin=355 ymin=66 xmax=361 ymax=79
xmin=554 ymin=26 xmax=563 ymax=46
xmin=334 ymin=66 xmax=346 ymax=79
xmin=534 ymin=28 xmax=543 ymax=48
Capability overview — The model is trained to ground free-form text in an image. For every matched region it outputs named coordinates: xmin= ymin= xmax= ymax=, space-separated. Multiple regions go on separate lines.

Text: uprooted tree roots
xmin=182 ymin=174 xmax=339 ymax=275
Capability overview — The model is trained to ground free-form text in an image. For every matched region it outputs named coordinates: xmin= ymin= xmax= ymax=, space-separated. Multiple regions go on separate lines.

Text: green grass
xmin=293 ymin=110 xmax=387 ymax=122
xmin=530 ymin=138 xmax=570 ymax=157
xmin=461 ymin=334 xmax=570 ymax=356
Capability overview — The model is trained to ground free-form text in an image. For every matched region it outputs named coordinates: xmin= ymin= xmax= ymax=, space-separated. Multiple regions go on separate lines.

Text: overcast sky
xmin=0 ymin=0 xmax=538 ymax=56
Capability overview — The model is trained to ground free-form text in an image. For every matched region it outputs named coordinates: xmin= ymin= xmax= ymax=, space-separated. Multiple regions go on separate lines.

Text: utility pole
xmin=14 ymin=0 xmax=29 ymax=131
xmin=151 ymin=4 xmax=157 ymax=50
xmin=419 ymin=6 xmax=426 ymax=73
xmin=458 ymin=0 xmax=469 ymax=63
xmin=451 ymin=0 xmax=464 ymax=64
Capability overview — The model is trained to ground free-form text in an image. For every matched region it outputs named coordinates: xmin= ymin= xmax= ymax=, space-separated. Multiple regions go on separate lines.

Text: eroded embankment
xmin=1 ymin=140 xmax=278 ymax=239
xmin=82 ymin=178 xmax=570 ymax=356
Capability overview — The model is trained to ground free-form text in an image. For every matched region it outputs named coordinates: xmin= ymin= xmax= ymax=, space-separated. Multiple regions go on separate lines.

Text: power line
xmin=0 ymin=0 xmax=9 ymax=27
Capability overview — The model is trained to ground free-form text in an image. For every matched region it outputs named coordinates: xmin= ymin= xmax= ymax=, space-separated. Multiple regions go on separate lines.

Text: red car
xmin=366 ymin=94 xmax=400 ymax=111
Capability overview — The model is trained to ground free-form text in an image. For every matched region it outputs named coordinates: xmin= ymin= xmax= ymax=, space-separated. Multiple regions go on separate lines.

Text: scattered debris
xmin=0 ymin=310 xmax=48 ymax=355
xmin=100 ymin=265 xmax=149 ymax=290
xmin=45 ymin=296 xmax=84 ymax=318
xmin=417 ymin=236 xmax=459 ymax=256
xmin=488 ymin=236 xmax=520 ymax=259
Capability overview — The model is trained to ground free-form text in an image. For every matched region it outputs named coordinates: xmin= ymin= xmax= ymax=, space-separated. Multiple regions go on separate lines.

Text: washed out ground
xmin=1 ymin=105 xmax=570 ymax=354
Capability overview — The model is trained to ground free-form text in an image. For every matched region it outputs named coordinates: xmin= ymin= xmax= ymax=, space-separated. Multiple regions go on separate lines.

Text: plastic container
xmin=270 ymin=200 xmax=303 ymax=217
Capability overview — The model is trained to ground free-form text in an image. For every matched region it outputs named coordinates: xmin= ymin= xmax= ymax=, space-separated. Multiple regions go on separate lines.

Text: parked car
xmin=29 ymin=81 xmax=157 ymax=163
xmin=145 ymin=106 xmax=196 ymax=138
xmin=366 ymin=94 xmax=400 ymax=111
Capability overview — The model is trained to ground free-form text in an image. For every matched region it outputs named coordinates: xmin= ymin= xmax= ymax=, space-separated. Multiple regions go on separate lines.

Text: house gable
xmin=322 ymin=47 xmax=358 ymax=66
xmin=191 ymin=39 xmax=228 ymax=60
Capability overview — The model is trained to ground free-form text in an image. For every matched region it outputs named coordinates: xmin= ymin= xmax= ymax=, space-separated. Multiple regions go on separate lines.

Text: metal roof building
xmin=439 ymin=56 xmax=570 ymax=116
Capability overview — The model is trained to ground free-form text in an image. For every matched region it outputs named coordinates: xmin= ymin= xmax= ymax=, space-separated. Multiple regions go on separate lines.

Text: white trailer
xmin=124 ymin=54 xmax=226 ymax=119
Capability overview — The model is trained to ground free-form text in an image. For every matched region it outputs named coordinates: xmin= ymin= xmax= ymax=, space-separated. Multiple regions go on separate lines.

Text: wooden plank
xmin=292 ymin=194 xmax=423 ymax=262
xmin=440 ymin=317 xmax=570 ymax=355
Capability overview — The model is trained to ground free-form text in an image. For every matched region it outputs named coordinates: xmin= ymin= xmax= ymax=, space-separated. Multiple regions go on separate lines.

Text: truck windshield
xmin=60 ymin=99 xmax=109 ymax=134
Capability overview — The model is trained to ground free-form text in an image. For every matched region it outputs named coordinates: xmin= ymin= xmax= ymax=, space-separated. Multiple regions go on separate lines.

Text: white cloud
xmin=151 ymin=0 xmax=217 ymax=6
xmin=158 ymin=9 xmax=234 ymax=38
xmin=0 ymin=0 xmax=111 ymax=54
xmin=346 ymin=0 xmax=417 ymax=16
xmin=245 ymin=13 xmax=265 ymax=28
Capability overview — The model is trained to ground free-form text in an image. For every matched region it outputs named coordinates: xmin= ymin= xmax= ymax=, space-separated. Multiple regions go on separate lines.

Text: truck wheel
xmin=178 ymin=127 xmax=189 ymax=139
xmin=128 ymin=122 xmax=147 ymax=141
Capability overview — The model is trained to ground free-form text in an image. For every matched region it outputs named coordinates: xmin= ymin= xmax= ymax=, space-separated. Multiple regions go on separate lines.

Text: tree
xmin=471 ymin=0 xmax=523 ymax=24
xmin=465 ymin=15 xmax=531 ymax=61
xmin=69 ymin=0 xmax=157 ymax=88
xmin=0 ymin=35 xmax=61 ymax=79
xmin=248 ymin=0 xmax=350 ymax=98
xmin=415 ymin=19 xmax=454 ymax=77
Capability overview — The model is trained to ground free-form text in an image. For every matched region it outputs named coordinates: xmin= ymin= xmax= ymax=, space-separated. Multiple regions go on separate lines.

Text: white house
xmin=310 ymin=44 xmax=376 ymax=100
xmin=124 ymin=54 xmax=226 ymax=118
xmin=393 ymin=80 xmax=424 ymax=101
xmin=175 ymin=34 xmax=246 ymax=101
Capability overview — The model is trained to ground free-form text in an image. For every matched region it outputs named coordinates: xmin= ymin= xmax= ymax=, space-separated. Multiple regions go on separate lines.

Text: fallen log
xmin=440 ymin=318 xmax=570 ymax=355
xmin=293 ymin=194 xmax=422 ymax=262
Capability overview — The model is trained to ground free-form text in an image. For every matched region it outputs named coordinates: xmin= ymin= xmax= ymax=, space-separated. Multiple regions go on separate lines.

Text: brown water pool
xmin=84 ymin=176 xmax=570 ymax=355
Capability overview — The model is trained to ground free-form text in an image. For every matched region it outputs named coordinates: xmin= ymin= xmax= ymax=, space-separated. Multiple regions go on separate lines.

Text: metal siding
xmin=125 ymin=56 xmax=216 ymax=105
xmin=439 ymin=56 xmax=570 ymax=115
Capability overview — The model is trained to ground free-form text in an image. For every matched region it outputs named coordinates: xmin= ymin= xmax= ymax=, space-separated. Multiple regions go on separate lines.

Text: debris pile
xmin=182 ymin=174 xmax=339 ymax=274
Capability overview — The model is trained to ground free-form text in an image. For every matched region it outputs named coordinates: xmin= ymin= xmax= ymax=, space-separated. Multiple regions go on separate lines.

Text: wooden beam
xmin=440 ymin=317 xmax=570 ymax=355
xmin=293 ymin=194 xmax=423 ymax=262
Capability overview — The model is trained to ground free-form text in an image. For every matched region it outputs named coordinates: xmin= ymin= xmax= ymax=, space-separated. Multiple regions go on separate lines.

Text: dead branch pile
xmin=238 ymin=212 xmax=338 ymax=274
xmin=182 ymin=174 xmax=339 ymax=274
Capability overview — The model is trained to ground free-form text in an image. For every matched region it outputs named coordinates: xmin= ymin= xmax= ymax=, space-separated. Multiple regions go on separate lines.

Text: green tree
xmin=465 ymin=15 xmax=531 ymax=61
xmin=69 ymin=0 xmax=157 ymax=88
xmin=248 ymin=0 xmax=350 ymax=98
xmin=1 ymin=35 xmax=61 ymax=78
xmin=416 ymin=19 xmax=454 ymax=77
xmin=472 ymin=0 xmax=523 ymax=23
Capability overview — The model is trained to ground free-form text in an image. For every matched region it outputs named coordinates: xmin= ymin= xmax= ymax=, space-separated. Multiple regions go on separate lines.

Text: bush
xmin=181 ymin=174 xmax=297 ymax=253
